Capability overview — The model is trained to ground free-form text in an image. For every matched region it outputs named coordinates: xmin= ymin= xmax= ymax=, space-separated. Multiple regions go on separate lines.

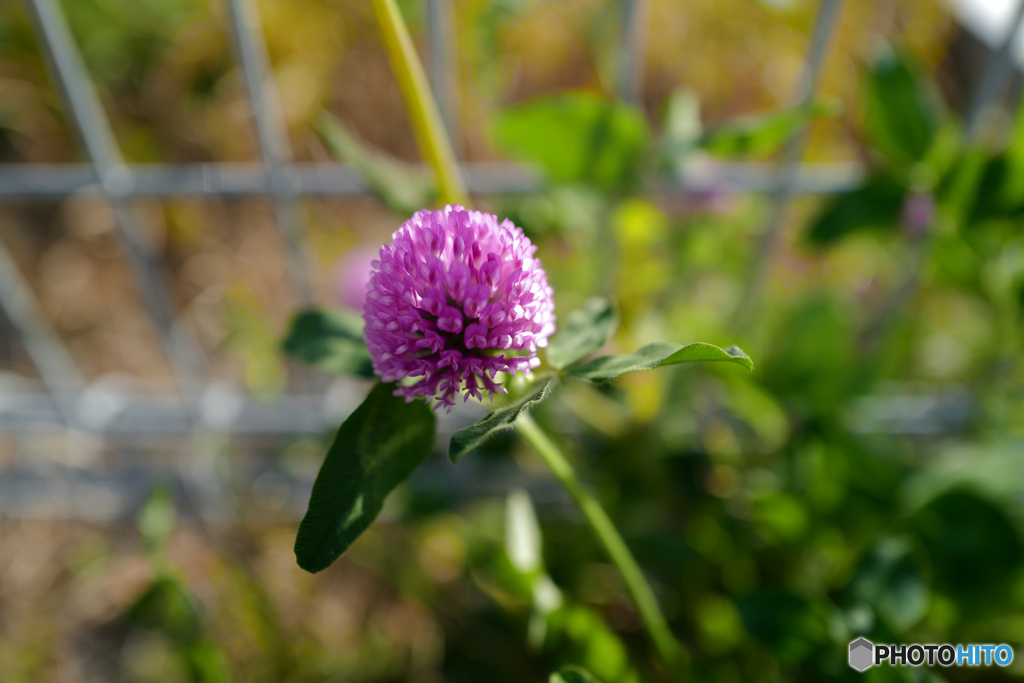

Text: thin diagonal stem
xmin=516 ymin=413 xmax=682 ymax=675
xmin=369 ymin=0 xmax=468 ymax=207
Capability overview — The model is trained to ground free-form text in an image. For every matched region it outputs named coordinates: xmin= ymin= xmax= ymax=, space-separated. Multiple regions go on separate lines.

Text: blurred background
xmin=2 ymin=0 xmax=1024 ymax=680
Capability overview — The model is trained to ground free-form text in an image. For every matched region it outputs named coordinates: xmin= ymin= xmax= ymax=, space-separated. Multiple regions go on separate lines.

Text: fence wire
xmin=0 ymin=0 xmax=1019 ymax=519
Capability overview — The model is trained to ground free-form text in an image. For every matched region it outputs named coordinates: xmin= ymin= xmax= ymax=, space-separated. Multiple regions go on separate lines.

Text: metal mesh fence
xmin=0 ymin=0 xmax=1022 ymax=518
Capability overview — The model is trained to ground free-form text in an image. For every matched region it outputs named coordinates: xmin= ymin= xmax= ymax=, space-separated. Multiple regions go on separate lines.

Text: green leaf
xmin=660 ymin=88 xmax=703 ymax=157
xmin=545 ymin=297 xmax=618 ymax=370
xmin=862 ymin=45 xmax=941 ymax=168
xmin=316 ymin=113 xmax=435 ymax=216
xmin=848 ymin=538 xmax=928 ymax=632
xmin=736 ymin=589 xmax=829 ymax=663
xmin=295 ymin=383 xmax=435 ymax=573
xmin=138 ymin=485 xmax=176 ymax=555
xmin=911 ymin=489 xmax=1024 ymax=599
xmin=550 ymin=666 xmax=601 ymax=683
xmin=506 ymin=488 xmax=543 ymax=574
xmin=282 ymin=308 xmax=374 ymax=378
xmin=804 ymin=174 xmax=907 ymax=246
xmin=546 ymin=605 xmax=641 ymax=683
xmin=567 ymin=342 xmax=752 ymax=382
xmin=492 ymin=92 xmax=650 ymax=190
xmin=449 ymin=378 xmax=555 ymax=463
xmin=700 ymin=98 xmax=840 ymax=159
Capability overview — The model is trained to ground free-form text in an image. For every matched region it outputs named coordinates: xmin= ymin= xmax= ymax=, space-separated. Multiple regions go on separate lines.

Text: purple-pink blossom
xmin=332 ymin=246 xmax=378 ymax=310
xmin=363 ymin=206 xmax=556 ymax=410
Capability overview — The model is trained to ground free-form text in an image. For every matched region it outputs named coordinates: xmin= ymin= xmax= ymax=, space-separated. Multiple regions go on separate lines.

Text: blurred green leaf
xmin=546 ymin=604 xmax=641 ymax=683
xmin=138 ymin=485 xmax=176 ymax=556
xmin=504 ymin=488 xmax=565 ymax=649
xmin=282 ymin=308 xmax=374 ymax=378
xmin=911 ymin=489 xmax=1024 ymax=600
xmin=863 ymin=46 xmax=941 ymax=168
xmin=316 ymin=112 xmax=435 ymax=215
xmin=660 ymin=88 xmax=703 ymax=160
xmin=126 ymin=573 xmax=232 ymax=683
xmin=700 ymin=98 xmax=840 ymax=159
xmin=736 ymin=590 xmax=829 ymax=663
xmin=848 ymin=538 xmax=928 ymax=632
xmin=568 ymin=342 xmax=752 ymax=382
xmin=804 ymin=174 xmax=906 ymax=246
xmin=506 ymin=488 xmax=543 ymax=574
xmin=546 ymin=297 xmax=618 ymax=370
xmin=750 ymin=492 xmax=808 ymax=542
xmin=449 ymin=378 xmax=555 ymax=463
xmin=492 ymin=92 xmax=650 ymax=190
xmin=904 ymin=441 xmax=1024 ymax=511
xmin=127 ymin=574 xmax=197 ymax=635
xmin=295 ymin=382 xmax=435 ymax=572
xmin=550 ymin=666 xmax=601 ymax=683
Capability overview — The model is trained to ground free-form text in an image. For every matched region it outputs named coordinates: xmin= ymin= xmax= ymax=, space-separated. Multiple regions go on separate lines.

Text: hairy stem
xmin=516 ymin=413 xmax=683 ymax=675
xmin=369 ymin=0 xmax=468 ymax=207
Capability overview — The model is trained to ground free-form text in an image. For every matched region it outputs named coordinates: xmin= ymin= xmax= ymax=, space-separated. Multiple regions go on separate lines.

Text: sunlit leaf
xmin=660 ymin=88 xmax=703 ymax=162
xmin=449 ymin=378 xmax=555 ymax=463
xmin=282 ymin=308 xmax=374 ymax=378
xmin=295 ymin=383 xmax=435 ymax=572
xmin=545 ymin=297 xmax=618 ymax=370
xmin=506 ymin=488 xmax=543 ymax=574
xmin=700 ymin=98 xmax=840 ymax=159
xmin=550 ymin=666 xmax=601 ymax=683
xmin=546 ymin=605 xmax=641 ymax=683
xmin=568 ymin=342 xmax=752 ymax=382
xmin=492 ymin=93 xmax=650 ymax=190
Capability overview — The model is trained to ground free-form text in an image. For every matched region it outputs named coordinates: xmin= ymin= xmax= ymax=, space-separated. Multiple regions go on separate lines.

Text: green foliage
xmin=316 ymin=113 xmax=435 ymax=215
xmin=545 ymin=297 xmax=618 ymax=370
xmin=470 ymin=489 xmax=641 ymax=683
xmin=549 ymin=666 xmax=600 ymax=683
xmin=138 ymin=485 xmax=176 ymax=556
xmin=492 ymin=93 xmax=651 ymax=191
xmin=847 ymin=538 xmax=928 ymax=632
xmin=910 ymin=489 xmax=1024 ymax=601
xmin=568 ymin=341 xmax=752 ymax=382
xmin=295 ymin=383 xmax=436 ymax=572
xmin=126 ymin=574 xmax=233 ymax=683
xmin=700 ymin=98 xmax=840 ymax=159
xmin=862 ymin=45 xmax=942 ymax=170
xmin=281 ymin=308 xmax=374 ymax=378
xmin=804 ymin=174 xmax=906 ymax=245
xmin=449 ymin=378 xmax=556 ymax=463
xmin=735 ymin=590 xmax=829 ymax=664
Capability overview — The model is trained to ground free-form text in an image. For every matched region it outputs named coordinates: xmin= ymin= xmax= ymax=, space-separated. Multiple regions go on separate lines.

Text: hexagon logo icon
xmin=849 ymin=637 xmax=874 ymax=672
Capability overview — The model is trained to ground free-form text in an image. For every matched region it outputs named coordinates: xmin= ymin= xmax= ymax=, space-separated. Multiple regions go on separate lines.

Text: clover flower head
xmin=364 ymin=205 xmax=556 ymax=411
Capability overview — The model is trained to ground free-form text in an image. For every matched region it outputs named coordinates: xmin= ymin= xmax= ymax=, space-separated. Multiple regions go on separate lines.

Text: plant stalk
xmin=369 ymin=0 xmax=468 ymax=207
xmin=516 ymin=413 xmax=682 ymax=675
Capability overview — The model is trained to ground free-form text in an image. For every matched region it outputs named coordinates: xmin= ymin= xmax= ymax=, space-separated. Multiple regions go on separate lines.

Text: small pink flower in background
xmin=364 ymin=205 xmax=556 ymax=411
xmin=332 ymin=246 xmax=378 ymax=311
xmin=901 ymin=192 xmax=934 ymax=239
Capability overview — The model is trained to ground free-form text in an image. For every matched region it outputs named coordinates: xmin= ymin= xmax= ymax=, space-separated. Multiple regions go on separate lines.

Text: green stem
xmin=369 ymin=0 xmax=468 ymax=207
xmin=516 ymin=413 xmax=683 ymax=674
